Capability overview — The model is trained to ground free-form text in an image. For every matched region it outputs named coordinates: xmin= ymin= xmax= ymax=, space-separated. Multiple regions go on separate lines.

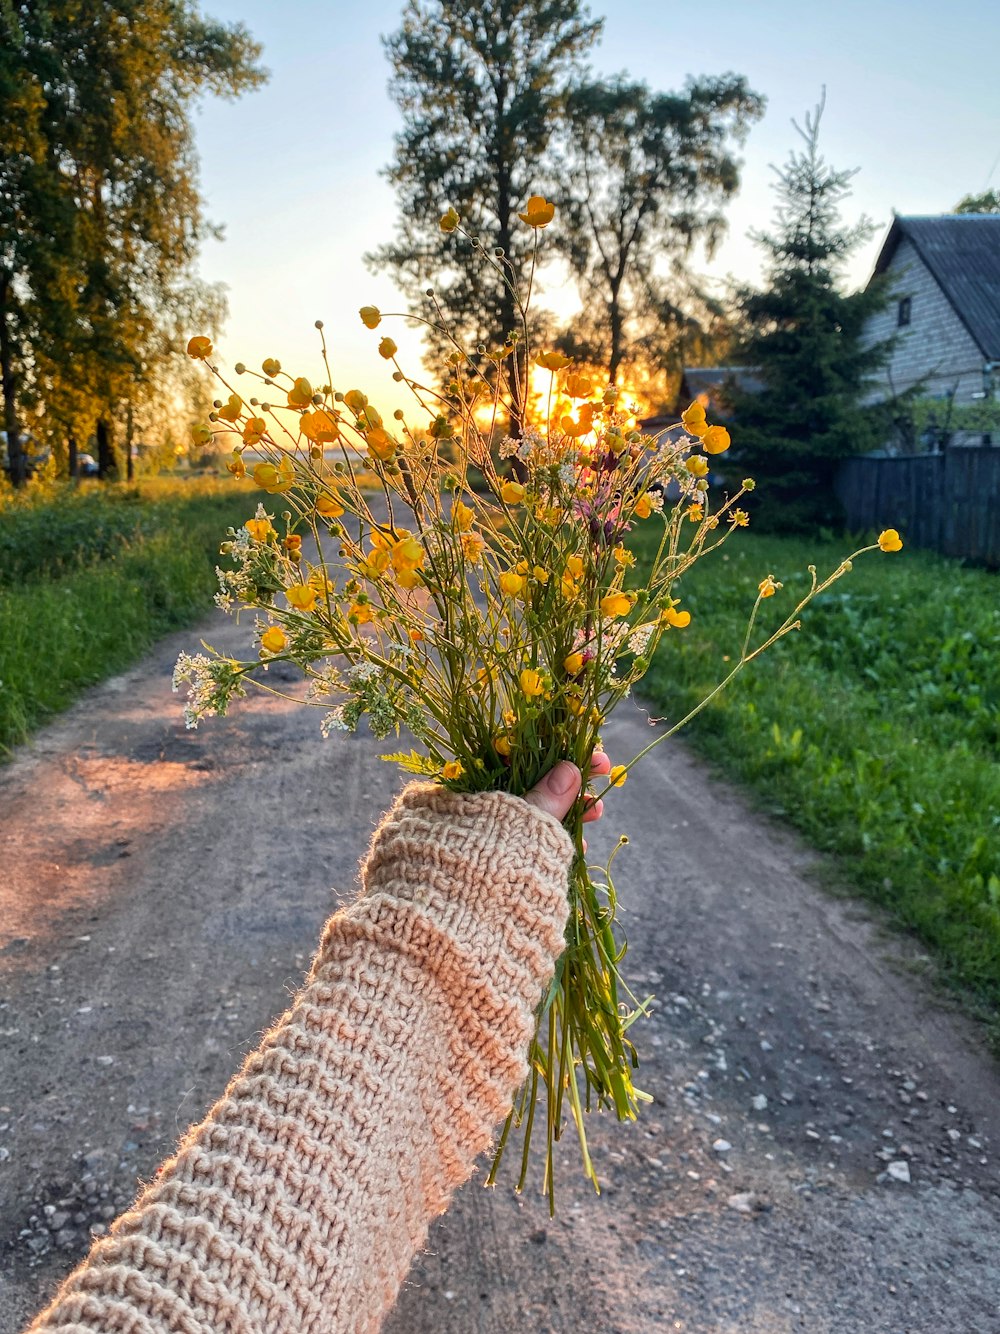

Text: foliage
xmin=954 ymin=189 xmax=1000 ymax=215
xmin=631 ymin=528 xmax=1000 ymax=1017
xmin=0 ymin=0 xmax=265 ymax=486
xmin=728 ymin=94 xmax=893 ymax=531
xmin=369 ymin=0 xmax=601 ymax=423
xmin=557 ymin=74 xmax=764 ymax=390
xmin=885 ymin=388 xmax=1000 ymax=454
xmin=177 ymin=202 xmax=895 ymax=1202
xmin=0 ymin=478 xmax=254 ymax=752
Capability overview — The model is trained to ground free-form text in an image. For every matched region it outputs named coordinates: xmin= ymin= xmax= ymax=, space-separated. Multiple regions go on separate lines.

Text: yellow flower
xmin=245 ymin=517 xmax=274 ymax=542
xmin=687 ymin=503 xmax=704 ymax=523
xmin=633 ymin=492 xmax=654 ymax=519
xmin=729 ymin=509 xmax=749 ymax=528
xmin=226 ymin=453 xmax=246 ymax=479
xmin=562 ymin=403 xmax=595 ymax=437
xmin=702 ymin=424 xmax=731 ymax=454
xmin=532 ymin=565 xmax=550 ymax=584
xmin=439 ymin=206 xmax=460 ymax=233
xmin=520 ymin=668 xmax=544 ymax=697
xmin=681 ymin=401 xmax=708 ymax=437
xmin=362 ymin=547 xmax=391 ymax=579
xmin=661 ymin=606 xmax=691 ymax=628
xmin=366 ymin=426 xmax=396 ymax=461
xmin=499 ymin=571 xmax=524 ymax=597
xmin=186 ymin=335 xmax=213 ymax=359
xmin=261 ymin=357 xmax=281 ymax=377
xmin=501 ymin=480 xmax=526 ymax=505
xmin=315 ymin=491 xmax=344 ymax=518
xmin=494 ymin=733 xmax=512 ymax=758
xmin=685 ymin=454 xmax=709 ymax=478
xmin=878 ymin=528 xmax=903 ymax=552
xmin=565 ymin=692 xmax=586 ymax=717
xmin=344 ymin=389 xmax=368 ymax=413
xmin=191 ymin=423 xmax=213 ymax=447
xmin=461 ymin=531 xmax=486 ymax=564
xmin=217 ymin=393 xmax=242 ymax=423
xmin=359 ymin=306 xmax=381 ymax=329
xmin=242 ymin=417 xmax=267 ymax=445
xmin=563 ymin=651 xmax=584 ymax=675
xmin=286 ymin=583 xmax=317 ymax=612
xmin=612 ymin=545 xmax=634 ymax=566
xmin=758 ymin=576 xmax=779 ymax=599
xmin=286 ymin=377 xmax=313 ymax=409
xmin=260 ymin=626 xmax=288 ymax=654
xmin=408 ymin=628 xmax=424 ymax=644
xmin=301 ymin=409 xmax=339 ymax=443
xmin=378 ymin=337 xmax=398 ymax=360
xmin=441 ymin=760 xmax=464 ymax=781
xmin=600 ymin=591 xmax=634 ymax=619
xmin=565 ymin=373 xmax=593 ymax=399
xmin=348 ymin=601 xmax=373 ymax=625
xmin=518 ymin=195 xmax=556 ymax=228
xmin=535 ymin=350 xmax=571 ymax=372
xmin=451 ymin=499 xmax=474 ymax=531
xmin=565 ymin=555 xmax=584 ymax=579
xmin=609 ymin=765 xmax=628 ymax=788
xmin=253 ymin=457 xmax=293 ymax=494
xmin=391 ymin=534 xmax=425 ymax=574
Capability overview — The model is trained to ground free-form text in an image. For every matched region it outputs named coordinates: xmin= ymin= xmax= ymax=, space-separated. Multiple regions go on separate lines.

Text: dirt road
xmin=1 ymin=597 xmax=999 ymax=1332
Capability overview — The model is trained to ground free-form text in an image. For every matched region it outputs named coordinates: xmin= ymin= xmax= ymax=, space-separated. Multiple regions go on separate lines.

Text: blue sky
xmin=192 ymin=0 xmax=1000 ymax=409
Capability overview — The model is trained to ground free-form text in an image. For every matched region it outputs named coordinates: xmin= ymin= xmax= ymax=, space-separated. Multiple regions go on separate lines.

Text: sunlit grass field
xmin=630 ymin=527 xmax=1000 ymax=1020
xmin=0 ymin=476 xmax=260 ymax=754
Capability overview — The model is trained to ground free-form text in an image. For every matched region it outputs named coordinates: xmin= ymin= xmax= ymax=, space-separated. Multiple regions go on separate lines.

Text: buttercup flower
xmin=685 ymin=455 xmax=709 ymax=478
xmin=878 ymin=529 xmax=903 ymax=552
xmin=681 ymin=401 xmax=708 ymax=436
xmin=286 ymin=584 xmax=318 ymax=612
xmin=499 ymin=571 xmax=524 ymax=597
xmin=535 ymin=350 xmax=571 ymax=372
xmin=519 ymin=668 xmax=544 ymax=697
xmin=315 ymin=492 xmax=344 ymax=518
xmin=359 ymin=306 xmax=381 ymax=329
xmin=261 ymin=357 xmax=280 ymax=377
xmin=702 ymin=425 xmax=731 ymax=454
xmin=518 ymin=195 xmax=556 ymax=228
xmin=441 ymin=760 xmax=464 ymax=780
xmin=600 ymin=591 xmax=633 ymax=619
xmin=661 ymin=606 xmax=691 ymax=628
xmin=609 ymin=765 xmax=628 ymax=787
xmin=287 ymin=378 xmax=313 ymax=409
xmin=245 ymin=517 xmax=274 ymax=542
xmin=260 ymin=626 xmax=288 ymax=654
xmin=501 ymin=481 xmax=526 ymax=505
xmin=186 ymin=335 xmax=213 ymax=359
xmin=439 ymin=206 xmax=460 ymax=233
xmin=379 ymin=337 xmax=398 ymax=360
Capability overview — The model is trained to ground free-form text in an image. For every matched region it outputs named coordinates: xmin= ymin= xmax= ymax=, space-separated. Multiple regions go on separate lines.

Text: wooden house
xmin=864 ymin=214 xmax=1000 ymax=445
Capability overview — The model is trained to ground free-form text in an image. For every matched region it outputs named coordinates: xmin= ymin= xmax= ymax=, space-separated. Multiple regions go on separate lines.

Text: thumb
xmin=523 ymin=761 xmax=581 ymax=823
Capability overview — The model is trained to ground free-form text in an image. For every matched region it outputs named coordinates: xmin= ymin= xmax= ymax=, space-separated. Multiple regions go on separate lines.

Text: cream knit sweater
xmin=26 ymin=784 xmax=574 ymax=1334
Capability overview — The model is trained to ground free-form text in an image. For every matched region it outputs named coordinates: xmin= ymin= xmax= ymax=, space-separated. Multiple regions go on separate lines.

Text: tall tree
xmin=954 ymin=189 xmax=1000 ymax=214
xmin=370 ymin=0 xmax=601 ymax=427
xmin=727 ymin=94 xmax=892 ymax=531
xmin=557 ymin=74 xmax=764 ymax=391
xmin=0 ymin=0 xmax=265 ymax=484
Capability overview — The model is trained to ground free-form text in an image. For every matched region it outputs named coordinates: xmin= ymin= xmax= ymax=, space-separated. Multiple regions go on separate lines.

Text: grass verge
xmin=0 ymin=477 xmax=259 ymax=754
xmin=631 ymin=528 xmax=1000 ymax=1019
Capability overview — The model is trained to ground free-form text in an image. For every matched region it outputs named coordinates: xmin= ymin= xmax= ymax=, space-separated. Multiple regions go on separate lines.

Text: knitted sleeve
xmin=25 ymin=784 xmax=574 ymax=1334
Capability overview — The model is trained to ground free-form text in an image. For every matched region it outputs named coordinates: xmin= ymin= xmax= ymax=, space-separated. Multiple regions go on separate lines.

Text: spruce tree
xmin=729 ymin=94 xmax=891 ymax=531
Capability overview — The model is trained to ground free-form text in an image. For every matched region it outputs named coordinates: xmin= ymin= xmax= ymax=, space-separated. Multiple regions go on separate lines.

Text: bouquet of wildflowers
xmin=175 ymin=197 xmax=902 ymax=1206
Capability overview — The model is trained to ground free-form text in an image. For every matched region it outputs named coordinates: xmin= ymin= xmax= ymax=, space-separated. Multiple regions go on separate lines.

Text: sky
xmin=191 ymin=0 xmax=1000 ymax=416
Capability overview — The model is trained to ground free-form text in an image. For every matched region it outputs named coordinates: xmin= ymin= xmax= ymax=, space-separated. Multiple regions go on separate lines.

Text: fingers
xmin=522 ymin=761 xmax=582 ymax=823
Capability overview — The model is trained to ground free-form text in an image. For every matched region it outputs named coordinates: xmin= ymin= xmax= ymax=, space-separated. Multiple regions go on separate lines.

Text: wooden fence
xmin=835 ymin=449 xmax=1000 ymax=568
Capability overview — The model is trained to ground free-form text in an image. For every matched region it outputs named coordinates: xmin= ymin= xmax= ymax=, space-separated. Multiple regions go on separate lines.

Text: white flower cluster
xmin=627 ymin=623 xmax=655 ymax=657
xmin=172 ymin=652 xmax=247 ymax=730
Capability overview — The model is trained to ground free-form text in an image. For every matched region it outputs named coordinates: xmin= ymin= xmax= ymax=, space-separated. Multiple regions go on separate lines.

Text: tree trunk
xmin=608 ymin=284 xmax=624 ymax=387
xmin=96 ymin=417 xmax=116 ymax=480
xmin=125 ymin=402 xmax=134 ymax=482
xmin=68 ymin=433 xmax=78 ymax=480
xmin=0 ymin=271 xmax=26 ymax=488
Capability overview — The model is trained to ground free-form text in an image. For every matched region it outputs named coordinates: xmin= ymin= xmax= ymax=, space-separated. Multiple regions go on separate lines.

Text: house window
xmin=897 ymin=297 xmax=912 ymax=327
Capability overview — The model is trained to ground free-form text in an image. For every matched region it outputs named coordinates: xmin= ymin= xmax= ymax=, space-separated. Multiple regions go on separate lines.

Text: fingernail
xmin=547 ymin=761 xmax=579 ymax=796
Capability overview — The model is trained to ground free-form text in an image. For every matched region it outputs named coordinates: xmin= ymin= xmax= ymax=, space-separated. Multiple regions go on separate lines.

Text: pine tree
xmin=370 ymin=0 xmax=601 ymax=427
xmin=728 ymin=94 xmax=891 ymax=531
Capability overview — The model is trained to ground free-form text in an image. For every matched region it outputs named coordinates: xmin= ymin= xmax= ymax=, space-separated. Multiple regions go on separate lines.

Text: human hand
xmin=523 ymin=751 xmax=612 ymax=825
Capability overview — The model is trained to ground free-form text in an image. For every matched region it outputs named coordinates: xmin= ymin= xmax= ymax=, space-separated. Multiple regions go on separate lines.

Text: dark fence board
xmin=835 ymin=451 xmax=1000 ymax=567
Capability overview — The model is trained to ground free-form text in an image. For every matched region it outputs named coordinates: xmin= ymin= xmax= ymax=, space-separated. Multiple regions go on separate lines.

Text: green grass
xmin=0 ymin=477 xmax=260 ymax=753
xmin=631 ymin=528 xmax=1000 ymax=1018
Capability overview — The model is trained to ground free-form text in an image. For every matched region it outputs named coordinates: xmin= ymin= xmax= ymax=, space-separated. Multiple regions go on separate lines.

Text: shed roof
xmin=871 ymin=215 xmax=1000 ymax=359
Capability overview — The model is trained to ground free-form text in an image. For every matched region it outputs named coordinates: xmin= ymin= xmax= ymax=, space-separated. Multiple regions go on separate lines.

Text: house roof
xmin=871 ymin=215 xmax=1000 ymax=359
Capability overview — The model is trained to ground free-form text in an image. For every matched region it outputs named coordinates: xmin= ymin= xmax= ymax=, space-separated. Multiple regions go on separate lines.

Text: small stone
xmin=947 ymin=1129 xmax=961 ymax=1143
xmin=95 ymin=1056 xmax=114 ymax=1066
xmin=712 ymin=1139 xmax=732 ymax=1153
xmin=727 ymin=1192 xmax=756 ymax=1214
xmin=751 ymin=1094 xmax=768 ymax=1112
xmin=886 ymin=1161 xmax=911 ymax=1184
xmin=760 ymin=1040 xmax=773 ymax=1052
xmin=48 ymin=1211 xmax=70 ymax=1230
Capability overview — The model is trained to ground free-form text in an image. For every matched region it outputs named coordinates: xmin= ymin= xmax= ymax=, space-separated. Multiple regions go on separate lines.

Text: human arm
xmin=25 ymin=759 xmax=606 ymax=1334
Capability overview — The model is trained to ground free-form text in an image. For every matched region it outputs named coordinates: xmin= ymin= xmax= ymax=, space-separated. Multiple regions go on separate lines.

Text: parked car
xmin=76 ymin=452 xmax=100 ymax=477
